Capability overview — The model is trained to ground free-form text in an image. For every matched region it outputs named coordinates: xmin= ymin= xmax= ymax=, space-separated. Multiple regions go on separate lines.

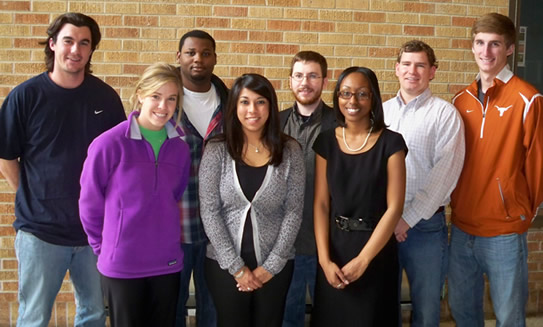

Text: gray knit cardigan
xmin=199 ymin=138 xmax=305 ymax=276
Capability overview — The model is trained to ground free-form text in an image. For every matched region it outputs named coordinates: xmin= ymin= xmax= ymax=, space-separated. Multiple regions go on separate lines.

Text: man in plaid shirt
xmin=175 ymin=30 xmax=229 ymax=327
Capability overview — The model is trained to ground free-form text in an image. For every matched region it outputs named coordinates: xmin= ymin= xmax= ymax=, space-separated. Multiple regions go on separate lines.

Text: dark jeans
xmin=398 ymin=211 xmax=448 ymax=327
xmin=101 ymin=272 xmax=180 ymax=327
xmin=205 ymin=258 xmax=294 ymax=327
xmin=282 ymin=255 xmax=317 ymax=327
xmin=175 ymin=242 xmax=217 ymax=327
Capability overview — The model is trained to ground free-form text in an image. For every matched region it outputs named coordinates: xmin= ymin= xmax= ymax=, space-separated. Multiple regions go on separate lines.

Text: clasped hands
xmin=322 ymin=256 xmax=369 ymax=290
xmin=234 ymin=266 xmax=272 ymax=292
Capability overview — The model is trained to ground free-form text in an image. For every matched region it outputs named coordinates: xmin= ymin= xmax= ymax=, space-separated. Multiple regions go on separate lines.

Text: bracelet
xmin=234 ymin=268 xmax=244 ymax=279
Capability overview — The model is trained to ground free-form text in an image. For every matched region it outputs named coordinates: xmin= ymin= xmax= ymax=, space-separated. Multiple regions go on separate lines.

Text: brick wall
xmin=0 ymin=0 xmax=510 ymax=109
xmin=3 ymin=0 xmax=541 ymax=325
xmin=527 ymin=223 xmax=543 ymax=314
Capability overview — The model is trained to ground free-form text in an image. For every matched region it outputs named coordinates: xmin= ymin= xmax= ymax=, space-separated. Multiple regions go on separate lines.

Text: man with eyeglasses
xmin=280 ymin=51 xmax=336 ymax=327
xmin=383 ymin=40 xmax=465 ymax=327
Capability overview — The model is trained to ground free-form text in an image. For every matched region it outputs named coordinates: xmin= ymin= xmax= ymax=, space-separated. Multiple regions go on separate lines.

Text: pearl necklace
xmin=248 ymin=143 xmax=260 ymax=153
xmin=342 ymin=125 xmax=373 ymax=152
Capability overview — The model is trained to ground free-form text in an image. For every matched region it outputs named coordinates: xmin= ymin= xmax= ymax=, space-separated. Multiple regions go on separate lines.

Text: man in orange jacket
xmin=449 ymin=13 xmax=543 ymax=327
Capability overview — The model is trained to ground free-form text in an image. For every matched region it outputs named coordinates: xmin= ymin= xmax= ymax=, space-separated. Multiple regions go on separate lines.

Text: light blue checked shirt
xmin=383 ymin=88 xmax=465 ymax=227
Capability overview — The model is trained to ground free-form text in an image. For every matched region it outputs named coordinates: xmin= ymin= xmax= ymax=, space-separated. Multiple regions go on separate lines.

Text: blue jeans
xmin=282 ymin=255 xmax=317 ymax=327
xmin=448 ymin=225 xmax=528 ymax=327
xmin=15 ymin=230 xmax=105 ymax=327
xmin=398 ymin=211 xmax=447 ymax=327
xmin=175 ymin=242 xmax=216 ymax=327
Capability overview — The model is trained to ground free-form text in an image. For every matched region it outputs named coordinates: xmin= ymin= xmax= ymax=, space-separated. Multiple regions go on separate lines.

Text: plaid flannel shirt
xmin=178 ymin=75 xmax=228 ymax=244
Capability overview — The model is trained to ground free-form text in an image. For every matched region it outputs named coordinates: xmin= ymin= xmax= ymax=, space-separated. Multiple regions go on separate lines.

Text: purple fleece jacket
xmin=79 ymin=111 xmax=190 ymax=278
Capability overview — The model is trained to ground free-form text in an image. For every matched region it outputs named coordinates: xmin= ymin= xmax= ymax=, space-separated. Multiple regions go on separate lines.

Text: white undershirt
xmin=183 ymin=84 xmax=219 ymax=137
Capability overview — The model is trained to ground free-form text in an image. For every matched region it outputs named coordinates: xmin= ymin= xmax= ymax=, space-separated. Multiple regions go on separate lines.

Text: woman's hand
xmin=234 ymin=266 xmax=263 ymax=292
xmin=341 ymin=256 xmax=370 ymax=284
xmin=252 ymin=266 xmax=273 ymax=284
xmin=321 ymin=260 xmax=349 ymax=290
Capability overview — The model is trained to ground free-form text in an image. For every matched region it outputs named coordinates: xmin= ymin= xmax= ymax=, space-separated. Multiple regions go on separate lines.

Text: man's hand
xmin=394 ymin=218 xmax=410 ymax=242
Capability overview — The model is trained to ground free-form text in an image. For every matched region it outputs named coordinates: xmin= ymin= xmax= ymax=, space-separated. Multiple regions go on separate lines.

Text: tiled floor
xmin=437 ymin=316 xmax=543 ymax=327
xmin=185 ymin=314 xmax=543 ymax=327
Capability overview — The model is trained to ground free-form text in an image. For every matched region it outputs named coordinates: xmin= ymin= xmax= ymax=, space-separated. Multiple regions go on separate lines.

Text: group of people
xmin=0 ymin=10 xmax=541 ymax=327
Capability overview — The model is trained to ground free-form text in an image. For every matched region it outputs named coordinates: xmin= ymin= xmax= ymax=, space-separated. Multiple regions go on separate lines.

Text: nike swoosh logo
xmin=466 ymin=110 xmax=474 ymax=113
xmin=94 ymin=110 xmax=104 ymax=115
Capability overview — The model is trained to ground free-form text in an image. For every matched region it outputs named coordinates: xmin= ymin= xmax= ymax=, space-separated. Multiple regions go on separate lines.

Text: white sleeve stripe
xmin=520 ymin=92 xmax=543 ymax=123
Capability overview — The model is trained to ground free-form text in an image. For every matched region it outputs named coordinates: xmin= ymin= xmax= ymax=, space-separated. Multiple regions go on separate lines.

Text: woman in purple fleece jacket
xmin=79 ymin=63 xmax=190 ymax=327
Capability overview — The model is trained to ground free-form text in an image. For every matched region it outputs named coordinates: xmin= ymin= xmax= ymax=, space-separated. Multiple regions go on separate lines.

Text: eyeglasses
xmin=291 ymin=73 xmax=321 ymax=82
xmin=337 ymin=90 xmax=371 ymax=101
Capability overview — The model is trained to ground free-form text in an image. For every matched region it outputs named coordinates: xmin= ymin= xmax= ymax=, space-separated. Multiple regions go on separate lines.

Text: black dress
xmin=311 ymin=128 xmax=407 ymax=327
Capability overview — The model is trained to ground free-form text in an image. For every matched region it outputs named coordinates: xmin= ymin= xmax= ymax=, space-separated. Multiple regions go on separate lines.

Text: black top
xmin=236 ymin=162 xmax=267 ymax=268
xmin=313 ymin=128 xmax=407 ymax=228
xmin=0 ymin=72 xmax=126 ymax=246
xmin=477 ymin=79 xmax=485 ymax=104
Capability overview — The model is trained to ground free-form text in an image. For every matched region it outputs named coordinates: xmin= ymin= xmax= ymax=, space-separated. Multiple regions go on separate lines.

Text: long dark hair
xmin=39 ymin=12 xmax=101 ymax=74
xmin=220 ymin=73 xmax=288 ymax=166
xmin=333 ymin=66 xmax=386 ymax=132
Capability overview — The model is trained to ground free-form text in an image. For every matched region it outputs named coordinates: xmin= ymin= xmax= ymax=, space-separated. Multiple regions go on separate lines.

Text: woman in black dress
xmin=311 ymin=67 xmax=407 ymax=326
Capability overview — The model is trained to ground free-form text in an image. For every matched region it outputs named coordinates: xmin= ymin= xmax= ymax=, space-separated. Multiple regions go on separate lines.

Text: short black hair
xmin=178 ymin=30 xmax=216 ymax=52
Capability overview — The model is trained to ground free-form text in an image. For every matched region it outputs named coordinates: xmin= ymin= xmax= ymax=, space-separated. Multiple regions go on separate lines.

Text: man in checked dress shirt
xmin=383 ymin=40 xmax=465 ymax=327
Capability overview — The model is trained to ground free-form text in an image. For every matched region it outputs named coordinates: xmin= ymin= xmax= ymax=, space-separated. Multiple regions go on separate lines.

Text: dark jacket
xmin=280 ymin=101 xmax=336 ymax=255
xmin=179 ymin=74 xmax=229 ymax=244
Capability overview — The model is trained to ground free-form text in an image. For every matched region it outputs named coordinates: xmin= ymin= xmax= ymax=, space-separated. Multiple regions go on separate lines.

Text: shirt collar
xmin=292 ymin=100 xmax=324 ymax=123
xmin=394 ymin=87 xmax=432 ymax=111
xmin=127 ymin=111 xmax=183 ymax=140
xmin=475 ymin=65 xmax=514 ymax=84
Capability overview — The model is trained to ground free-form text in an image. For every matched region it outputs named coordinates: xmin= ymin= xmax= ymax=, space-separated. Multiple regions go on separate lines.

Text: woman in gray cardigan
xmin=199 ymin=74 xmax=305 ymax=327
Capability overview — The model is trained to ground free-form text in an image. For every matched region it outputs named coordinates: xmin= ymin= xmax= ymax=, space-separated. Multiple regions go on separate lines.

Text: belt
xmin=335 ymin=215 xmax=375 ymax=232
xmin=435 ymin=206 xmax=445 ymax=214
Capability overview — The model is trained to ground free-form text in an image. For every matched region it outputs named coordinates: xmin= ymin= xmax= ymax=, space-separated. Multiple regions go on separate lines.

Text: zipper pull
xmin=496 ymin=178 xmax=511 ymax=219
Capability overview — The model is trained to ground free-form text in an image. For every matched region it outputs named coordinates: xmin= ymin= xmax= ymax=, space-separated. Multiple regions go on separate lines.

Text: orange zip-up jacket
xmin=451 ymin=66 xmax=543 ymax=237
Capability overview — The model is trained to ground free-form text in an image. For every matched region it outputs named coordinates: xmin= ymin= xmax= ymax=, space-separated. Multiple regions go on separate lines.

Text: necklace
xmin=248 ymin=143 xmax=260 ymax=153
xmin=342 ymin=125 xmax=373 ymax=152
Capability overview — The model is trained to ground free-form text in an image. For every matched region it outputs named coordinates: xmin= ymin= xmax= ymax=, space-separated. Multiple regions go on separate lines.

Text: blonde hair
xmin=130 ymin=62 xmax=184 ymax=126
